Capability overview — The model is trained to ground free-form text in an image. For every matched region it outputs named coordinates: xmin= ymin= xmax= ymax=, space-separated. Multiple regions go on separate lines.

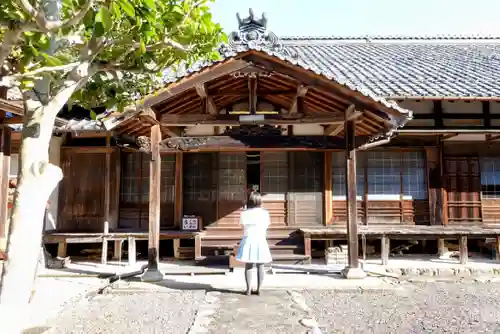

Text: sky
xmin=210 ymin=0 xmax=500 ymax=37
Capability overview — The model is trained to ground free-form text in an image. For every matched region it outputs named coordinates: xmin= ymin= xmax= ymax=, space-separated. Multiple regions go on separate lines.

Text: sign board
xmin=182 ymin=215 xmax=201 ymax=231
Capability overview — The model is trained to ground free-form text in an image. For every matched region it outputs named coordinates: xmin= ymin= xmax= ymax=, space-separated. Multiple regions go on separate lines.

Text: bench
xmin=43 ymin=230 xmax=202 ymax=266
xmin=300 ymin=226 xmax=500 ymax=266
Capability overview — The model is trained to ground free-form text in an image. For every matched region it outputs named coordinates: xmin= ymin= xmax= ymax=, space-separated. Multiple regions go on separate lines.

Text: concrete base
xmin=141 ymin=268 xmax=164 ymax=282
xmin=341 ymin=267 xmax=367 ymax=279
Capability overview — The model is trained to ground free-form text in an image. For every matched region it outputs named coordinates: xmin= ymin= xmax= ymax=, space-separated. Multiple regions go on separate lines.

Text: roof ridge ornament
xmin=219 ymin=9 xmax=297 ymax=59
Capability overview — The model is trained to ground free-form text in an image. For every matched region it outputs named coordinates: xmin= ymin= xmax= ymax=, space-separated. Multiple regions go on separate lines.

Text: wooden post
xmin=174 ymin=152 xmax=183 ymax=228
xmin=113 ymin=240 xmax=122 ymax=262
xmin=342 ymin=109 xmax=365 ymax=279
xmin=381 ymin=235 xmax=390 ymax=266
xmin=459 ymin=235 xmax=468 ymax=265
xmin=173 ymin=239 xmax=180 ymax=259
xmin=142 ymin=125 xmax=163 ymax=281
xmin=127 ymin=236 xmax=136 ymax=266
xmin=324 ymin=152 xmax=332 ymax=225
xmin=57 ymin=242 xmax=67 ymax=258
xmin=304 ymin=234 xmax=312 ymax=260
xmin=0 ymin=127 xmax=11 ymax=255
xmin=437 ymin=238 xmax=446 ymax=257
xmin=496 ymin=236 xmax=500 ymax=261
xmin=194 ymin=234 xmax=202 ymax=260
xmin=101 ymin=134 xmax=111 ymax=264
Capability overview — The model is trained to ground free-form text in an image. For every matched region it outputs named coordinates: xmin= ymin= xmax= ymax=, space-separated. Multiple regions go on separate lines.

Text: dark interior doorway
xmin=246 ymin=151 xmax=261 ymax=192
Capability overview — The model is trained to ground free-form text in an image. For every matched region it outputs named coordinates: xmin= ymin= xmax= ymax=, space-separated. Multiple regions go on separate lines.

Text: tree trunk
xmin=0 ymin=94 xmax=63 ymax=332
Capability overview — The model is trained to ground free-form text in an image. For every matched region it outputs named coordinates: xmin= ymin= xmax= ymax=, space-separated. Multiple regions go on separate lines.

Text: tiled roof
xmin=280 ymin=36 xmax=500 ymax=98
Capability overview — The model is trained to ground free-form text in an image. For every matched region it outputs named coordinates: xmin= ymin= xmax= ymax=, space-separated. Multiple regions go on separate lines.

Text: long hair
xmin=246 ymin=191 xmax=262 ymax=209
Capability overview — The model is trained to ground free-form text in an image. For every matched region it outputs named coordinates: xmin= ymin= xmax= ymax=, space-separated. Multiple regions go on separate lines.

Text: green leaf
xmin=40 ymin=53 xmax=63 ymax=66
xmin=90 ymin=111 xmax=97 ymax=120
xmin=111 ymin=3 xmax=122 ymax=18
xmin=143 ymin=0 xmax=156 ymax=11
xmin=118 ymin=0 xmax=135 ymax=18
xmin=95 ymin=7 xmax=112 ymax=32
xmin=140 ymin=40 xmax=146 ymax=54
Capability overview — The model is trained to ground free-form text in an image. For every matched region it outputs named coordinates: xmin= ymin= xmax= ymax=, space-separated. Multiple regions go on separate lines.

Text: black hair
xmin=246 ymin=191 xmax=262 ymax=209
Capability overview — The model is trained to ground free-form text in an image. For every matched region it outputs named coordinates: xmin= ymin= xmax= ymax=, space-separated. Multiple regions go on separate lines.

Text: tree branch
xmin=1 ymin=62 xmax=81 ymax=86
xmin=16 ymin=0 xmax=94 ymax=32
xmin=60 ymin=0 xmax=94 ymax=29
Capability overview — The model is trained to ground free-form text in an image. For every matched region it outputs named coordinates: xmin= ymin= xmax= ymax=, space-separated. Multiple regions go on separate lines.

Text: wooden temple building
xmin=2 ymin=11 xmax=500 ymax=275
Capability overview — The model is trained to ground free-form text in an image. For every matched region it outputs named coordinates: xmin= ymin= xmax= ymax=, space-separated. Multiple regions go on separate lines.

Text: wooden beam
xmin=101 ymin=134 xmax=111 ymax=264
xmin=195 ymin=83 xmax=218 ymax=115
xmin=287 ymin=85 xmax=308 ymax=115
xmin=1 ymin=116 xmax=24 ymax=124
xmin=161 ymin=135 xmax=353 ymax=152
xmin=161 ymin=113 xmax=345 ymax=126
xmin=324 ymin=152 xmax=332 ymax=225
xmin=344 ymin=112 xmax=360 ymax=270
xmin=212 ymin=89 xmax=296 ymax=96
xmin=324 ymin=105 xmax=360 ymax=135
xmin=61 ymin=147 xmax=115 ymax=154
xmin=147 ymin=124 xmax=162 ymax=273
xmin=174 ymin=152 xmax=183 ymax=228
xmin=141 ymin=59 xmax=250 ymax=108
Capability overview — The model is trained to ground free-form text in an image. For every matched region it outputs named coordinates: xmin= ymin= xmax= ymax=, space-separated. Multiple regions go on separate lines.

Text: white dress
xmin=235 ymin=207 xmax=272 ymax=264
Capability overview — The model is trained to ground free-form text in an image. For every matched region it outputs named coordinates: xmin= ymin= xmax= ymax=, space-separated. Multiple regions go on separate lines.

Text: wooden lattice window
xmin=402 ymin=151 xmax=428 ymax=200
xmin=292 ymin=152 xmax=323 ymax=201
xmin=121 ymin=152 xmax=145 ymax=203
xmin=366 ymin=151 xmax=401 ymax=200
xmin=261 ymin=152 xmax=288 ymax=201
xmin=160 ymin=155 xmax=176 ymax=203
xmin=366 ymin=151 xmax=427 ymax=200
xmin=480 ymin=157 xmax=500 ymax=199
xmin=218 ymin=152 xmax=246 ymax=201
xmin=331 ymin=151 xmax=364 ymax=200
xmin=121 ymin=153 xmax=176 ymax=203
xmin=184 ymin=153 xmax=214 ymax=201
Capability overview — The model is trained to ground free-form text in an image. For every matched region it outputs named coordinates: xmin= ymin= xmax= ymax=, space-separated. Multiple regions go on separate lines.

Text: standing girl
xmin=236 ymin=191 xmax=272 ymax=295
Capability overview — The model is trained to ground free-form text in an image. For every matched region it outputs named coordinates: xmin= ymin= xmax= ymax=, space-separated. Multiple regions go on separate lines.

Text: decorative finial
xmin=219 ymin=9 xmax=297 ymax=59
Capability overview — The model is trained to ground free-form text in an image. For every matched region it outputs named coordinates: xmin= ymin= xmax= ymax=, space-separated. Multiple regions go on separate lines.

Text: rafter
xmin=195 ymin=83 xmax=218 ymax=115
xmin=287 ymin=85 xmax=308 ymax=115
xmin=324 ymin=105 xmax=362 ymax=136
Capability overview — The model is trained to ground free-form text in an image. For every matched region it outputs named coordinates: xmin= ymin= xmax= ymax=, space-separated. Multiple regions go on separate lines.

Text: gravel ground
xmin=304 ymin=282 xmax=500 ymax=334
xmin=43 ymin=290 xmax=206 ymax=334
xmin=37 ymin=281 xmax=500 ymax=334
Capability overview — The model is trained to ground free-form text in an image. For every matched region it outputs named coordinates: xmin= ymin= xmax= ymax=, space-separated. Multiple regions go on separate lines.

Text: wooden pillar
xmin=101 ymin=134 xmax=111 ymax=264
xmin=496 ymin=236 xmax=500 ymax=261
xmin=381 ymin=235 xmax=390 ymax=266
xmin=143 ymin=125 xmax=163 ymax=280
xmin=0 ymin=127 xmax=11 ymax=256
xmin=324 ymin=152 xmax=332 ymax=225
xmin=437 ymin=238 xmax=446 ymax=257
xmin=174 ymin=152 xmax=183 ymax=228
xmin=459 ymin=235 xmax=468 ymax=265
xmin=343 ymin=113 xmax=362 ymax=276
